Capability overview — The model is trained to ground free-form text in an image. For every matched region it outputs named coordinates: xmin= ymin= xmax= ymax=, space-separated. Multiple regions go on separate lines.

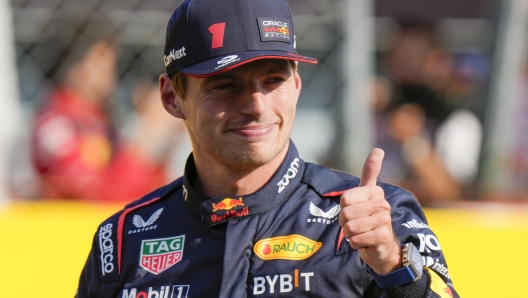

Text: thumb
xmin=359 ymin=148 xmax=385 ymax=187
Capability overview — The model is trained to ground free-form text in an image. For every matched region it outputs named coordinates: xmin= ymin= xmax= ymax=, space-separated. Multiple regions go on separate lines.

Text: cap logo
xmin=164 ymin=46 xmax=187 ymax=67
xmin=257 ymin=17 xmax=291 ymax=43
xmin=215 ymin=55 xmax=241 ymax=69
xmin=164 ymin=0 xmax=316 ymax=76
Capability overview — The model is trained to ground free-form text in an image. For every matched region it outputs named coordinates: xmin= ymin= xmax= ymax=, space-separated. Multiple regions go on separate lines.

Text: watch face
xmin=410 ymin=245 xmax=423 ymax=268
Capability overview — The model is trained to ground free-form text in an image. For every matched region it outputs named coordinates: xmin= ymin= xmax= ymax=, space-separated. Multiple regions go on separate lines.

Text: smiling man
xmin=76 ymin=0 xmax=458 ymax=297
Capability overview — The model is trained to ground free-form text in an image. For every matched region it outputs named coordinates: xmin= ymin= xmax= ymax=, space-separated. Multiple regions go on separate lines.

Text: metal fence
xmin=12 ymin=0 xmax=345 ymax=156
xmin=9 ymin=0 xmax=528 ymax=201
xmin=8 ymin=0 xmax=350 ymax=198
xmin=12 ymin=0 xmax=344 ymax=106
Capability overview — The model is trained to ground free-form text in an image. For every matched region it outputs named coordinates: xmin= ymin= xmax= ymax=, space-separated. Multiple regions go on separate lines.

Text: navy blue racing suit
xmin=76 ymin=141 xmax=459 ymax=298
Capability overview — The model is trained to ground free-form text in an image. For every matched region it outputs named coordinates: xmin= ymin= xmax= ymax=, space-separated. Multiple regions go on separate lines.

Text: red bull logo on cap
xmin=212 ymin=197 xmax=244 ymax=212
xmin=258 ymin=17 xmax=292 ymax=43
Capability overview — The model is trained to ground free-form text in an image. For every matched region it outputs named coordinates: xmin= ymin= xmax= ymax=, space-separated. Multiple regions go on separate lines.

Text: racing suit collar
xmin=183 ymin=140 xmax=305 ymax=227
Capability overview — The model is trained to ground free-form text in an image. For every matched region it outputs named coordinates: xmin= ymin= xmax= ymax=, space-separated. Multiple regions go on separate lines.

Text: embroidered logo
xmin=121 ymin=285 xmax=190 ymax=298
xmin=307 ymin=202 xmax=340 ymax=225
xmin=210 ymin=197 xmax=248 ymax=224
xmin=277 ymin=158 xmax=300 ymax=193
xmin=212 ymin=198 xmax=244 ymax=212
xmin=98 ymin=223 xmax=114 ymax=275
xmin=257 ymin=17 xmax=292 ymax=43
xmin=164 ymin=46 xmax=186 ymax=66
xmin=309 ymin=203 xmax=340 ymax=219
xmin=128 ymin=208 xmax=164 ymax=234
xmin=401 ymin=219 xmax=430 ymax=229
xmin=215 ymin=55 xmax=240 ymax=69
xmin=183 ymin=185 xmax=188 ymax=201
xmin=254 ymin=234 xmax=322 ymax=260
xmin=140 ymin=235 xmax=185 ymax=275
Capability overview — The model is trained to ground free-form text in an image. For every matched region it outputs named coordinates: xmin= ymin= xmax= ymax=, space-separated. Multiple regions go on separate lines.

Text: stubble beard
xmin=189 ymin=120 xmax=292 ymax=173
xmin=184 ymin=93 xmax=297 ymax=172
xmin=208 ymin=129 xmax=291 ymax=172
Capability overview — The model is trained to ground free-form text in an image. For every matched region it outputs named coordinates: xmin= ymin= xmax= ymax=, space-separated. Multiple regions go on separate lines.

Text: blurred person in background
xmin=30 ymin=35 xmax=175 ymax=202
xmin=373 ymin=23 xmax=482 ymax=206
xmin=125 ymin=79 xmax=191 ymax=179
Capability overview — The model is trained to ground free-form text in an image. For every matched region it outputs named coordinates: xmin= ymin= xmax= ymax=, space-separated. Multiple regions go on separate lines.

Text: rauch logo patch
xmin=254 ymin=234 xmax=322 ymax=260
xmin=140 ymin=235 xmax=185 ymax=275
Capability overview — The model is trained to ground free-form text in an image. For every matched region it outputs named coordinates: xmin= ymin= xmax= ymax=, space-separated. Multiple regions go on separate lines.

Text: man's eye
xmin=213 ymin=83 xmax=235 ymax=91
xmin=266 ymin=77 xmax=285 ymax=84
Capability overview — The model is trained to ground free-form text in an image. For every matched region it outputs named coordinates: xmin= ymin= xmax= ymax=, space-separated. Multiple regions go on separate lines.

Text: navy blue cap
xmin=164 ymin=0 xmax=317 ymax=78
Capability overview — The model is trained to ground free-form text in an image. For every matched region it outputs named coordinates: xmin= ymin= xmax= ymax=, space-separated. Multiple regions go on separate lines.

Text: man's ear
xmin=293 ymin=68 xmax=302 ymax=96
xmin=159 ymin=74 xmax=186 ymax=119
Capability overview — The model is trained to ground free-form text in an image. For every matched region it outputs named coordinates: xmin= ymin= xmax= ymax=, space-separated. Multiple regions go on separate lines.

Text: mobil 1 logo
xmin=121 ymin=285 xmax=189 ymax=298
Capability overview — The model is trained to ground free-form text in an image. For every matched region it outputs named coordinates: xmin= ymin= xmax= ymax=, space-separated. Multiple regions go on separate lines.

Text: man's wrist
xmin=382 ymin=268 xmax=430 ymax=298
xmin=368 ymin=243 xmax=423 ymax=288
xmin=369 ymin=241 xmax=402 ymax=275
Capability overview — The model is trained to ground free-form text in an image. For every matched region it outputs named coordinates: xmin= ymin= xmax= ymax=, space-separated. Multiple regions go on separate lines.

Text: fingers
xmin=347 ymin=224 xmax=393 ymax=250
xmin=338 ymin=147 xmax=390 ymax=250
xmin=340 ymin=184 xmax=384 ymax=208
xmin=338 ymin=148 xmax=400 ymax=274
xmin=359 ymin=148 xmax=385 ymax=187
xmin=338 ymin=195 xmax=390 ymax=227
xmin=340 ymin=208 xmax=391 ymax=235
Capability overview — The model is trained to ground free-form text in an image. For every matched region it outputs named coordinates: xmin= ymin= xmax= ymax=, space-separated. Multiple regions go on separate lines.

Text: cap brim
xmin=179 ymin=50 xmax=317 ymax=78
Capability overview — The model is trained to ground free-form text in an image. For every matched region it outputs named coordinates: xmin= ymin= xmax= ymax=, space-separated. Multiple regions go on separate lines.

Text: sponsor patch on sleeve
xmin=257 ymin=18 xmax=292 ymax=43
xmin=427 ymin=268 xmax=454 ymax=298
xmin=97 ymin=220 xmax=120 ymax=283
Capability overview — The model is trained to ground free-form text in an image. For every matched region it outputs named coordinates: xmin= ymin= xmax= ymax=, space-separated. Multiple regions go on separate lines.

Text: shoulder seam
xmin=117 ymin=196 xmax=163 ymax=274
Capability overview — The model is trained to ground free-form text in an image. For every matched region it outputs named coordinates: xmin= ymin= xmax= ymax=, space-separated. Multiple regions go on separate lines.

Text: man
xmin=76 ymin=0 xmax=459 ymax=297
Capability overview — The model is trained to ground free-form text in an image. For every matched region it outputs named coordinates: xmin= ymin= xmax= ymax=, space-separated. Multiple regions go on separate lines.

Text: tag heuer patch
xmin=140 ymin=235 xmax=185 ymax=274
xmin=257 ymin=17 xmax=291 ymax=43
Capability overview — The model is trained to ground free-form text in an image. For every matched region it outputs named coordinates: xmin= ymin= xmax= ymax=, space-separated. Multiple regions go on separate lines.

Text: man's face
xmin=168 ymin=59 xmax=301 ymax=170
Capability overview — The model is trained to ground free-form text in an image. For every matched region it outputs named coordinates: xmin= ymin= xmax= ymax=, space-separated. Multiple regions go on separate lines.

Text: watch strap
xmin=368 ymin=265 xmax=419 ymax=289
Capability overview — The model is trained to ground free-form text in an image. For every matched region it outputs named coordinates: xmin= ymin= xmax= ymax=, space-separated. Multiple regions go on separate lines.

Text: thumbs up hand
xmin=338 ymin=148 xmax=402 ymax=275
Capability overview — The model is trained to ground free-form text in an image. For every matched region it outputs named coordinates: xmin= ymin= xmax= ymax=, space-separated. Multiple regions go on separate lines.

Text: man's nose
xmin=239 ymin=86 xmax=268 ymax=116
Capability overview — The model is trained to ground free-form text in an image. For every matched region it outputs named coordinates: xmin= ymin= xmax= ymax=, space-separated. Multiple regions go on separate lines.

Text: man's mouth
xmin=228 ymin=124 xmax=276 ymax=138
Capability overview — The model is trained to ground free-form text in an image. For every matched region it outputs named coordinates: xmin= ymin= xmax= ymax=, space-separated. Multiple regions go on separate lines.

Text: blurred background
xmin=1 ymin=0 xmax=527 ymax=297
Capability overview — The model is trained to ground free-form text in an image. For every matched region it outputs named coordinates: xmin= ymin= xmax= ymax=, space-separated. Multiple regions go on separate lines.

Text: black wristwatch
xmin=369 ymin=242 xmax=424 ymax=288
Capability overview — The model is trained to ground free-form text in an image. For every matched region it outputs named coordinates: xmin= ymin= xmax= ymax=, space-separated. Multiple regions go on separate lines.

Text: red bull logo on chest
xmin=212 ymin=197 xmax=244 ymax=212
xmin=139 ymin=235 xmax=185 ymax=275
xmin=210 ymin=197 xmax=249 ymax=223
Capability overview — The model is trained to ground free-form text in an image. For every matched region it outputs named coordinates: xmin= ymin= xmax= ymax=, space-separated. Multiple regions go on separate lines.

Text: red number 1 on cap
xmin=208 ymin=23 xmax=226 ymax=49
